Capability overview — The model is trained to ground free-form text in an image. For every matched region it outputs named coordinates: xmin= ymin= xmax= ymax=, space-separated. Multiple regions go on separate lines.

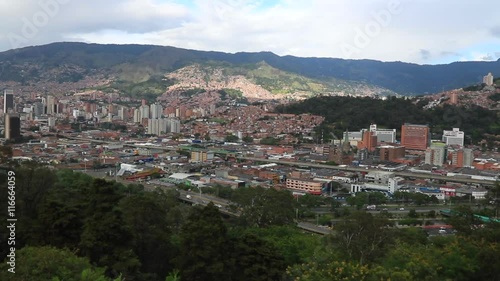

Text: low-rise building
xmin=286 ymin=178 xmax=323 ymax=195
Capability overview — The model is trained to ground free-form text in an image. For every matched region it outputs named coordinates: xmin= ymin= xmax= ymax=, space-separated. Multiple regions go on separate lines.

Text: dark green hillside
xmin=276 ymin=96 xmax=500 ymax=143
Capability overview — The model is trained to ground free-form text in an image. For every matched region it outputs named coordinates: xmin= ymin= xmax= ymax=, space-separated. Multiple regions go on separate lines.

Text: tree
xmin=238 ymin=226 xmax=321 ymax=267
xmin=232 ymin=187 xmax=296 ymax=227
xmin=408 ymin=209 xmax=418 ymax=218
xmin=242 ymin=135 xmax=254 ymax=143
xmin=0 ymin=246 xmax=118 ymax=281
xmin=178 ymin=204 xmax=233 ymax=281
xmin=260 ymin=137 xmax=280 ymax=145
xmin=230 ymin=234 xmax=286 ymax=281
xmin=37 ymin=185 xmax=88 ymax=249
xmin=79 ymin=179 xmax=140 ymax=279
xmin=287 ymin=260 xmax=371 ymax=281
xmin=383 ymin=237 xmax=480 ymax=281
xmin=298 ymin=193 xmax=325 ymax=209
xmin=165 ymin=270 xmax=181 ymax=281
xmin=14 ymin=164 xmax=58 ymax=247
xmin=224 ymin=134 xmax=239 ymax=142
xmin=0 ymin=145 xmax=13 ymax=163
xmin=119 ymin=191 xmax=176 ymax=279
xmin=330 ymin=212 xmax=394 ymax=265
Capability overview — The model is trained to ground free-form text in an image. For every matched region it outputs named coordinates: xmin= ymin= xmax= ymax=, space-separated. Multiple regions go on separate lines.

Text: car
xmin=399 ymin=207 xmax=405 ymax=211
xmin=186 ymin=195 xmax=192 ymax=199
xmin=215 ymin=204 xmax=222 ymax=208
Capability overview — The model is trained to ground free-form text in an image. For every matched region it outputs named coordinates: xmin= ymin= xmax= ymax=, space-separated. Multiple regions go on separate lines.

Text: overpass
xmin=237 ymin=157 xmax=498 ymax=187
xmin=76 ymin=171 xmax=332 ymax=236
xmin=168 ymin=185 xmax=331 ymax=235
xmin=58 ymin=135 xmax=497 ymax=187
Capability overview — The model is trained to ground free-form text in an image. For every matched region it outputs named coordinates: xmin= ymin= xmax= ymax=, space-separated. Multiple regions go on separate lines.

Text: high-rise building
xmin=424 ymin=142 xmax=446 ymax=166
xmin=449 ymin=148 xmax=473 ymax=168
xmin=150 ymin=103 xmax=163 ymax=119
xmin=140 ymin=105 xmax=150 ymax=119
xmin=450 ymin=92 xmax=458 ymax=105
xmin=147 ymin=118 xmax=169 ymax=135
xmin=442 ymin=128 xmax=464 ymax=147
xmin=401 ymin=124 xmax=430 ymax=151
xmin=118 ymin=107 xmax=127 ymax=121
xmin=168 ymin=118 xmax=181 ymax=134
xmin=133 ymin=108 xmax=142 ymax=123
xmin=3 ymin=89 xmax=14 ymax=114
xmin=5 ymin=113 xmax=21 ymax=140
xmin=483 ymin=72 xmax=494 ymax=86
xmin=463 ymin=148 xmax=474 ymax=167
xmin=46 ymin=95 xmax=56 ymax=115
xmin=33 ymin=102 xmax=44 ymax=117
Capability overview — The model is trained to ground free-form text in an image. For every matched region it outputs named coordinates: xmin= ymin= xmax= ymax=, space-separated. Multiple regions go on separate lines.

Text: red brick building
xmin=357 ymin=130 xmax=377 ymax=152
xmin=401 ymin=124 xmax=430 ymax=151
xmin=379 ymin=145 xmax=405 ymax=161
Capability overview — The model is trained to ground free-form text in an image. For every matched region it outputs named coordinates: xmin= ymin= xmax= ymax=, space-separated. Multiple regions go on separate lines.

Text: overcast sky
xmin=0 ymin=0 xmax=499 ymax=64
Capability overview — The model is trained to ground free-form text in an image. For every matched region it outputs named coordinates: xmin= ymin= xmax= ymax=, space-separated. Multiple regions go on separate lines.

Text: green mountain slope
xmin=2 ymin=42 xmax=500 ymax=95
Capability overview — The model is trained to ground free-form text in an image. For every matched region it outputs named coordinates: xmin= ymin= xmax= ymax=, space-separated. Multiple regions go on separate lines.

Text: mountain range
xmin=1 ymin=42 xmax=499 ymax=97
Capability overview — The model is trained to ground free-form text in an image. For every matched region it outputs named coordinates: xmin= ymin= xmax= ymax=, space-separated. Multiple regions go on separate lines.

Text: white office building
xmin=442 ymin=128 xmax=464 ymax=147
xmin=370 ymin=124 xmax=397 ymax=143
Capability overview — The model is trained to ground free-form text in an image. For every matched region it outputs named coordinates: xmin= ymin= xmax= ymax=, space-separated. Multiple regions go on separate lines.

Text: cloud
xmin=491 ymin=26 xmax=500 ymax=38
xmin=0 ymin=0 xmax=190 ymax=50
xmin=419 ymin=49 xmax=431 ymax=60
xmin=0 ymin=0 xmax=499 ymax=64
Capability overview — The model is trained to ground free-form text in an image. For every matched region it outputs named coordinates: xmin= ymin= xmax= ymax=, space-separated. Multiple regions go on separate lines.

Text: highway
xmin=81 ymin=170 xmax=332 ymax=235
xmin=60 ymin=134 xmax=497 ymax=187
xmin=237 ymin=157 xmax=498 ymax=186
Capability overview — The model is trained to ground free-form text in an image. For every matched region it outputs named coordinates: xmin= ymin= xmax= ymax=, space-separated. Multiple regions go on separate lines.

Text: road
xmin=238 ymin=157 xmax=497 ymax=186
xmin=59 ymin=134 xmax=496 ymax=186
xmin=79 ymin=170 xmax=331 ymax=234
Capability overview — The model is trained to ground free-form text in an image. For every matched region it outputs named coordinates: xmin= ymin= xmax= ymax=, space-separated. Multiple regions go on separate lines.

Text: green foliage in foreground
xmin=0 ymin=246 xmax=120 ymax=281
xmin=2 ymin=163 xmax=500 ymax=281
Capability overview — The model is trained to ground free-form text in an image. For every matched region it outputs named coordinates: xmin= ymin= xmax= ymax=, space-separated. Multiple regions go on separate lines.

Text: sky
xmin=0 ymin=0 xmax=499 ymax=65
